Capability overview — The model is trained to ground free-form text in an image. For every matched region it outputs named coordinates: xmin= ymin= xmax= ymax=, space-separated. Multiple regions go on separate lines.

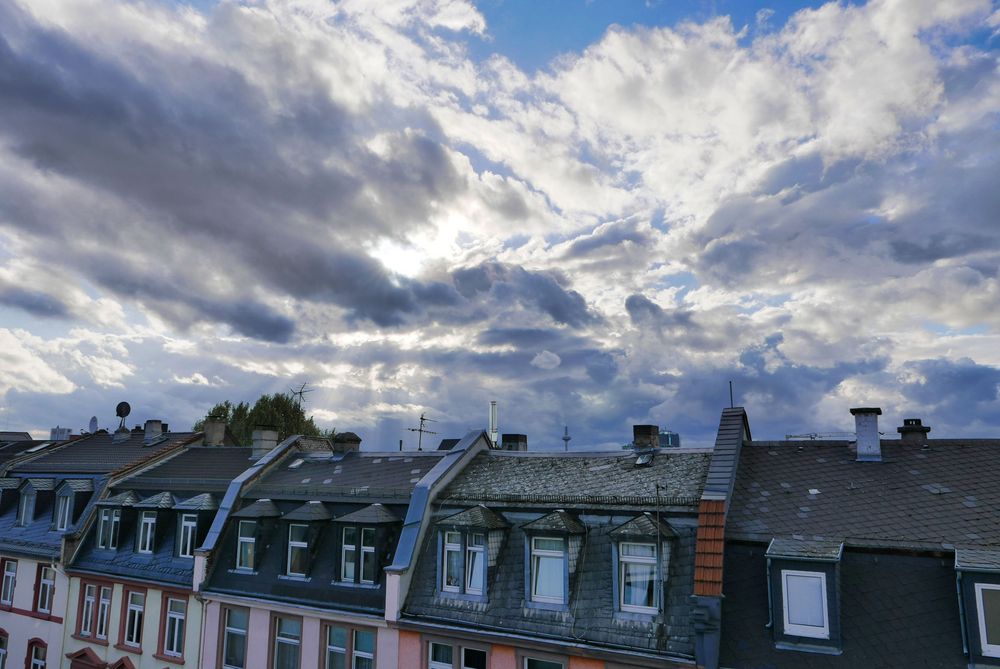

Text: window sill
xmin=153 ymin=652 xmax=185 ymax=664
xmin=614 ymin=608 xmax=659 ymax=622
xmin=524 ymin=599 xmax=569 ymax=612
xmin=331 ymin=581 xmax=380 ymax=590
xmin=114 ymin=643 xmax=143 ymax=655
xmin=230 ymin=568 xmax=257 ymax=575
xmin=277 ymin=574 xmax=310 ymax=582
xmin=774 ymin=640 xmax=842 ymax=655
xmin=436 ymin=589 xmax=487 ymax=603
xmin=71 ymin=633 xmax=109 ymax=646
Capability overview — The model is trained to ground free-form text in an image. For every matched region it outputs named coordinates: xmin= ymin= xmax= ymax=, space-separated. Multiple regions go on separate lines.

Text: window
xmin=0 ymin=632 xmax=6 ymax=669
xmin=124 ymin=590 xmax=145 ymax=646
xmin=96 ymin=586 xmax=112 ymax=639
xmin=98 ymin=508 xmax=121 ymax=549
xmin=138 ymin=511 xmax=156 ymax=553
xmin=55 ymin=495 xmax=72 ymax=531
xmin=442 ymin=532 xmax=461 ymax=592
xmin=163 ymin=597 xmax=186 ymax=657
xmin=17 ymin=490 xmax=35 ymax=526
xmin=429 ymin=643 xmax=452 ymax=669
xmin=342 ymin=527 xmax=356 ymax=581
xmin=287 ymin=524 xmax=309 ymax=577
xmin=619 ymin=542 xmax=657 ymax=613
xmin=272 ymin=617 xmax=301 ymax=669
xmin=465 ymin=534 xmax=485 ymax=595
xmin=781 ymin=570 xmax=829 ymax=639
xmin=35 ymin=566 xmax=55 ymax=614
xmin=179 ymin=514 xmax=198 ymax=558
xmin=80 ymin=584 xmax=97 ymax=636
xmin=524 ymin=659 xmax=562 ymax=669
xmin=27 ymin=641 xmax=46 ymax=669
xmin=441 ymin=531 xmax=486 ymax=597
xmin=221 ymin=607 xmax=248 ymax=669
xmin=0 ymin=560 xmax=16 ymax=606
xmin=975 ymin=583 xmax=1000 ymax=657
xmin=236 ymin=521 xmax=255 ymax=570
xmin=428 ymin=643 xmax=486 ymax=669
xmin=324 ymin=625 xmax=377 ymax=669
xmin=360 ymin=528 xmax=376 ymax=584
xmin=462 ymin=649 xmax=487 ymax=669
xmin=530 ymin=537 xmax=565 ymax=604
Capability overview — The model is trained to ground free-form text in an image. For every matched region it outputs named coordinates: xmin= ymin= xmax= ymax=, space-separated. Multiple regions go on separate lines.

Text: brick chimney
xmin=500 ymin=434 xmax=528 ymax=451
xmin=898 ymin=418 xmax=931 ymax=445
xmin=633 ymin=425 xmax=660 ymax=449
xmin=851 ymin=407 xmax=882 ymax=462
xmin=252 ymin=426 xmax=279 ymax=459
xmin=203 ymin=418 xmax=227 ymax=447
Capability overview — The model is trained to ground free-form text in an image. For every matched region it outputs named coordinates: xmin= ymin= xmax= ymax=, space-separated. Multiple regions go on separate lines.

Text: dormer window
xmin=237 ymin=521 xmax=256 ymax=571
xmin=287 ymin=524 xmax=309 ymax=577
xmin=530 ymin=537 xmax=566 ymax=604
xmin=609 ymin=513 xmax=675 ymax=617
xmin=98 ymin=508 xmax=121 ymax=549
xmin=766 ymin=538 xmax=843 ymax=654
xmin=334 ymin=503 xmax=401 ymax=587
xmin=178 ymin=514 xmax=198 ymax=558
xmin=230 ymin=498 xmax=281 ymax=573
xmin=137 ymin=511 xmax=156 ymax=553
xmin=55 ymin=494 xmax=72 ymax=531
xmin=436 ymin=505 xmax=509 ymax=601
xmin=955 ymin=549 xmax=1000 ymax=664
xmin=17 ymin=488 xmax=35 ymax=526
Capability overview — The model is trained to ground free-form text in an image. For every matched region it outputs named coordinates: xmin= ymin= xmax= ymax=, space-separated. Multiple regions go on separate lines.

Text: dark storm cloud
xmin=900 ymin=357 xmax=1000 ymax=415
xmin=0 ymin=285 xmax=70 ymax=319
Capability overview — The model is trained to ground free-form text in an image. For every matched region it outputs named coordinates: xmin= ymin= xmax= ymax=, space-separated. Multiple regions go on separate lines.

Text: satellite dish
xmin=116 ymin=402 xmax=131 ymax=418
xmin=88 ymin=416 xmax=98 ymax=433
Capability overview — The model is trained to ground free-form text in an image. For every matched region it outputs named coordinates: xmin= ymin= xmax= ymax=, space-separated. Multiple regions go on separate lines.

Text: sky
xmin=0 ymin=0 xmax=999 ymax=449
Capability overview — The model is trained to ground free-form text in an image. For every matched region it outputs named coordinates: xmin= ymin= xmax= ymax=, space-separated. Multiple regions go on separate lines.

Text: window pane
xmin=532 ymin=554 xmax=563 ymax=600
xmin=445 ymin=532 xmax=461 ymax=544
xmin=326 ymin=650 xmax=345 ymax=669
xmin=533 ymin=538 xmax=562 ymax=552
xmin=274 ymin=643 xmax=299 ymax=669
xmin=343 ymin=527 xmax=357 ymax=545
xmin=327 ymin=626 xmax=347 ymax=649
xmin=289 ymin=546 xmax=308 ymax=575
xmin=277 ymin=617 xmax=302 ymax=638
xmin=239 ymin=521 xmax=255 ymax=538
xmin=353 ymin=658 xmax=373 ymax=669
xmin=354 ymin=630 xmax=374 ymax=654
xmin=463 ymin=648 xmax=487 ymax=669
xmin=445 ymin=548 xmax=462 ymax=588
xmin=466 ymin=549 xmax=484 ymax=592
xmin=239 ymin=541 xmax=255 ymax=570
xmin=525 ymin=659 xmax=563 ymax=669
xmin=224 ymin=630 xmax=247 ymax=668
xmin=289 ymin=525 xmax=308 ymax=542
xmin=983 ymin=587 xmax=1000 ymax=647
xmin=430 ymin=643 xmax=452 ymax=664
xmin=361 ymin=528 xmax=375 ymax=548
xmin=785 ymin=573 xmax=825 ymax=627
xmin=622 ymin=561 xmax=656 ymax=608
xmin=362 ymin=549 xmax=376 ymax=582
xmin=621 ymin=542 xmax=655 ymax=558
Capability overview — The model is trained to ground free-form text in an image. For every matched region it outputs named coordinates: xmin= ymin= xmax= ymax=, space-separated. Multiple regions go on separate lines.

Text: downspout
xmin=765 ymin=556 xmax=774 ymax=629
xmin=957 ymin=571 xmax=968 ymax=655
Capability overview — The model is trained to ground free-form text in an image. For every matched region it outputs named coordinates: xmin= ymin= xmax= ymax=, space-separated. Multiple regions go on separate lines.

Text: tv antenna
xmin=290 ymin=382 xmax=314 ymax=408
xmin=407 ymin=413 xmax=438 ymax=451
xmin=562 ymin=425 xmax=571 ymax=452
xmin=115 ymin=402 xmax=131 ymax=432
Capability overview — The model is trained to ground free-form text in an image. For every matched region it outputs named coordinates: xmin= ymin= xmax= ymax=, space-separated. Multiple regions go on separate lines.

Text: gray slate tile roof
xmin=442 ymin=449 xmax=712 ymax=508
xmin=955 ymin=548 xmax=1000 ymax=572
xmin=727 ymin=439 xmax=1000 ymax=550
xmin=335 ymin=503 xmax=400 ymax=524
xmin=439 ymin=505 xmax=509 ymax=530
xmin=521 ymin=509 xmax=585 ymax=534
xmin=124 ymin=446 xmax=253 ymax=491
xmin=97 ymin=490 xmax=140 ymax=506
xmin=766 ymin=537 xmax=844 ymax=561
xmin=232 ymin=498 xmax=281 ymax=518
xmin=173 ymin=493 xmax=218 ymax=511
xmin=609 ymin=512 xmax=676 ymax=540
xmin=249 ymin=451 xmax=445 ymax=501
xmin=12 ymin=429 xmax=199 ymax=474
xmin=133 ymin=491 xmax=177 ymax=508
xmin=284 ymin=500 xmax=333 ymax=521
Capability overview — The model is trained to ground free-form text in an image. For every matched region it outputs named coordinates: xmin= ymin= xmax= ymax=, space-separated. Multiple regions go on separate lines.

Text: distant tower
xmin=562 ymin=425 xmax=571 ymax=451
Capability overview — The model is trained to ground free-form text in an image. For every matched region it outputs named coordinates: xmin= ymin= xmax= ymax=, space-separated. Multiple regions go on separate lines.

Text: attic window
xmin=619 ymin=542 xmax=658 ymax=613
xmin=530 ymin=537 xmax=566 ymax=604
xmin=766 ymin=538 xmax=843 ymax=654
xmin=17 ymin=488 xmax=35 ymax=526
xmin=55 ymin=494 xmax=72 ymax=531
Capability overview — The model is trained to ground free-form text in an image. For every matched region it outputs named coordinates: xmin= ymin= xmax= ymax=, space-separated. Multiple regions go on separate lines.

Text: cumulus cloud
xmin=530 ymin=350 xmax=561 ymax=370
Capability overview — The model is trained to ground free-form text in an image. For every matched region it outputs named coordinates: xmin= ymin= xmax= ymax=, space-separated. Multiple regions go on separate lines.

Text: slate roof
xmin=133 ymin=491 xmax=177 ymax=508
xmin=97 ymin=490 xmax=140 ymax=506
xmin=124 ymin=446 xmax=253 ymax=491
xmin=231 ymin=498 xmax=281 ymax=518
xmin=439 ymin=505 xmax=509 ymax=530
xmin=335 ymin=503 xmax=400 ymax=524
xmin=766 ymin=537 xmax=844 ymax=561
xmin=442 ymin=449 xmax=712 ymax=508
xmin=284 ymin=500 xmax=333 ymax=521
xmin=0 ymin=439 xmax=57 ymax=470
xmin=173 ymin=493 xmax=218 ymax=511
xmin=609 ymin=512 xmax=676 ymax=540
xmin=955 ymin=548 xmax=1000 ymax=572
xmin=727 ymin=439 xmax=1000 ymax=550
xmin=521 ymin=509 xmax=585 ymax=534
xmin=11 ymin=429 xmax=199 ymax=474
xmin=248 ymin=451 xmax=445 ymax=501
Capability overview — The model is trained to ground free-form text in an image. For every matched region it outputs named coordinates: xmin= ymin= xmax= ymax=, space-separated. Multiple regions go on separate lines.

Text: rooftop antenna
xmin=729 ymin=380 xmax=734 ymax=408
xmin=407 ymin=412 xmax=438 ymax=452
xmin=489 ymin=400 xmax=499 ymax=446
xmin=115 ymin=402 xmax=131 ymax=432
xmin=562 ymin=425 xmax=571 ymax=452
xmin=290 ymin=382 xmax=314 ymax=408
xmin=88 ymin=416 xmax=98 ymax=433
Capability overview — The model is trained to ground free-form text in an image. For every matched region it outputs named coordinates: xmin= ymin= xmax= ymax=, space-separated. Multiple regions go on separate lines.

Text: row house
xmin=0 ymin=421 xmax=206 ymax=669
xmin=393 ymin=425 xmax=720 ymax=669
xmin=196 ymin=429 xmax=492 ymax=669
xmin=62 ymin=423 xmax=250 ymax=669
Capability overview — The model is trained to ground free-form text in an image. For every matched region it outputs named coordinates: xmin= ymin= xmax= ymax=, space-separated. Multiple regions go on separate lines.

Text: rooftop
xmin=123 ymin=446 xmax=253 ymax=492
xmin=727 ymin=439 xmax=1000 ymax=551
xmin=12 ymin=429 xmax=199 ymax=474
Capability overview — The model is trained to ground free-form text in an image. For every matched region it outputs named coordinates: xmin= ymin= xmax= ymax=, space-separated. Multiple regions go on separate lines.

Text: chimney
xmin=331 ymin=432 xmax=362 ymax=453
xmin=851 ymin=407 xmax=882 ymax=462
xmin=252 ymin=426 xmax=279 ymax=459
xmin=49 ymin=426 xmax=72 ymax=441
xmin=203 ymin=419 xmax=227 ymax=447
xmin=500 ymin=433 xmax=528 ymax=451
xmin=898 ymin=418 xmax=931 ymax=445
xmin=143 ymin=420 xmax=163 ymax=445
xmin=633 ymin=425 xmax=660 ymax=449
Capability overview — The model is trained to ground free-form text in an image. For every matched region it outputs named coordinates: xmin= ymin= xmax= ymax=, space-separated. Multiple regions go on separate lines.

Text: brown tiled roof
xmin=694 ymin=497 xmax=725 ymax=596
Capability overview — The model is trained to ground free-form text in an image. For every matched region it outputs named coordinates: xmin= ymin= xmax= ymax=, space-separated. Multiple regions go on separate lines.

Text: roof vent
xmin=898 ymin=418 xmax=931 ymax=446
xmin=635 ymin=451 xmax=654 ymax=467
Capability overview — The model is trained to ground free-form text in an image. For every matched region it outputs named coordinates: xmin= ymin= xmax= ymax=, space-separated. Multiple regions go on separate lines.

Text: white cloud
xmin=531 ymin=350 xmax=562 ymax=370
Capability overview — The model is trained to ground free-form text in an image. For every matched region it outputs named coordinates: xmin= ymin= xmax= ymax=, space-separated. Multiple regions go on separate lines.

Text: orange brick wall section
xmin=399 ymin=630 xmax=422 ymax=669
xmin=693 ymin=497 xmax=726 ymax=596
xmin=491 ymin=644 xmax=517 ymax=669
xmin=568 ymin=657 xmax=605 ymax=669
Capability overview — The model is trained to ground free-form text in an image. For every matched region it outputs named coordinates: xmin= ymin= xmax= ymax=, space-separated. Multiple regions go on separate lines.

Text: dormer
xmin=436 ymin=505 xmax=509 ymax=601
xmin=608 ymin=513 xmax=676 ymax=616
xmin=173 ymin=493 xmax=218 ymax=558
xmin=334 ymin=503 xmax=401 ymax=586
xmin=521 ymin=510 xmax=586 ymax=610
xmin=95 ymin=491 xmax=140 ymax=550
xmin=16 ymin=480 xmax=38 ymax=526
xmin=132 ymin=492 xmax=177 ymax=554
xmin=230 ymin=499 xmax=281 ymax=573
xmin=281 ymin=501 xmax=333 ymax=578
xmin=53 ymin=479 xmax=93 ymax=531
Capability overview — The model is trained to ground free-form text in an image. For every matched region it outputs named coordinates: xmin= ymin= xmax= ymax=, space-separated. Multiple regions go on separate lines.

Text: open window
xmin=956 ymin=549 xmax=1000 ymax=665
xmin=436 ymin=505 xmax=509 ymax=601
xmin=522 ymin=510 xmax=586 ymax=610
xmin=766 ymin=538 xmax=843 ymax=654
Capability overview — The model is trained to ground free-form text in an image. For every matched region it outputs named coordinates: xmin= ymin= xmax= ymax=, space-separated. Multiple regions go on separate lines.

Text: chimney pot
xmin=633 ymin=425 xmax=660 ymax=449
xmin=850 ymin=407 xmax=882 ymax=462
xmin=252 ymin=426 xmax=279 ymax=459
xmin=897 ymin=417 xmax=931 ymax=445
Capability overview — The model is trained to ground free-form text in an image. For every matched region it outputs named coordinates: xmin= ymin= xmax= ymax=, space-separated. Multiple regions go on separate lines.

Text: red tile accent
xmin=693 ymin=498 xmax=726 ymax=596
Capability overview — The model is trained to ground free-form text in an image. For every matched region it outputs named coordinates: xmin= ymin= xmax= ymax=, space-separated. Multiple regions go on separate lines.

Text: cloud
xmin=530 ymin=350 xmax=561 ymax=370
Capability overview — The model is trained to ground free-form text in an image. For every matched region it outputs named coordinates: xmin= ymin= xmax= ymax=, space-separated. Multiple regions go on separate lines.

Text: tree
xmin=193 ymin=392 xmax=331 ymax=445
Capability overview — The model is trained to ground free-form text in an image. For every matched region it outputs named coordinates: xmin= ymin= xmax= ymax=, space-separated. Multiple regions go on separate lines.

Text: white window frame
xmin=18 ymin=491 xmax=35 ymax=526
xmin=272 ymin=617 xmax=301 ymax=669
xmin=286 ymin=523 xmax=309 ymax=577
xmin=530 ymin=536 xmax=566 ymax=604
xmin=80 ymin=584 xmax=96 ymax=636
xmin=341 ymin=527 xmax=357 ymax=581
xmin=236 ymin=520 xmax=255 ymax=570
xmin=429 ymin=641 xmax=453 ymax=669
xmin=179 ymin=514 xmax=198 ymax=558
xmin=138 ymin=511 xmax=156 ymax=554
xmin=55 ymin=495 xmax=72 ymax=531
xmin=360 ymin=527 xmax=376 ymax=584
xmin=98 ymin=508 xmax=121 ymax=549
xmin=465 ymin=533 xmax=485 ymax=595
xmin=96 ymin=586 xmax=112 ymax=640
xmin=164 ymin=597 xmax=186 ymax=656
xmin=975 ymin=582 xmax=1000 ymax=657
xmin=125 ymin=590 xmax=145 ymax=646
xmin=36 ymin=566 xmax=55 ymax=614
xmin=0 ymin=634 xmax=6 ymax=669
xmin=0 ymin=560 xmax=16 ymax=605
xmin=352 ymin=629 xmax=375 ymax=669
xmin=325 ymin=625 xmax=347 ymax=669
xmin=780 ymin=569 xmax=830 ymax=639
xmin=618 ymin=541 xmax=658 ymax=614
xmin=442 ymin=531 xmax=462 ymax=593
xmin=222 ymin=607 xmax=249 ymax=669
xmin=29 ymin=644 xmax=45 ymax=669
